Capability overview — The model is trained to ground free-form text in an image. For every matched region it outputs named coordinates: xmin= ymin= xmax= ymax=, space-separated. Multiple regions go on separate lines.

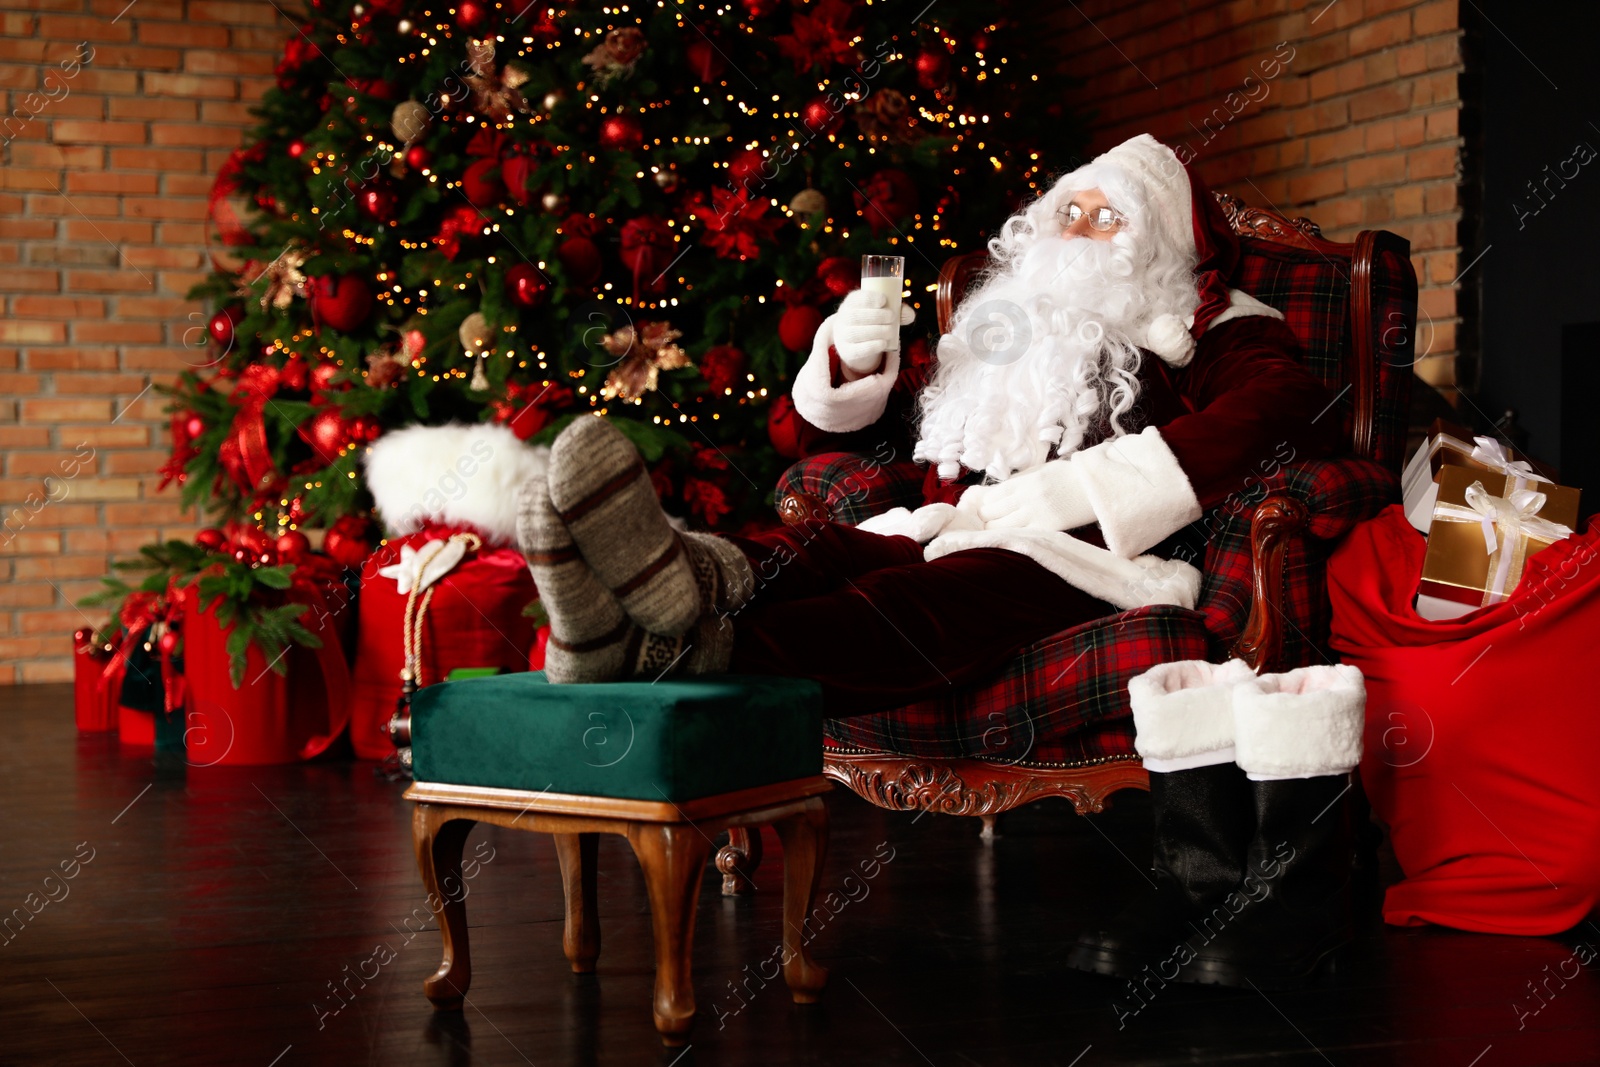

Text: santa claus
xmin=516 ymin=133 xmax=1362 ymax=990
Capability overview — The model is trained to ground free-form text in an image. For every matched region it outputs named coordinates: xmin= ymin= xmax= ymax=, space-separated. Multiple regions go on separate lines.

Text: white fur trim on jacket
xmin=1209 ymin=289 xmax=1285 ymax=332
xmin=1232 ymin=663 xmax=1366 ymax=780
xmin=922 ymin=525 xmax=1201 ymax=611
xmin=1130 ymin=657 xmax=1256 ymax=770
xmin=789 ymin=315 xmax=901 ymax=434
xmin=1073 ymin=424 xmax=1203 ymax=560
xmin=364 ymin=422 xmax=549 ymax=547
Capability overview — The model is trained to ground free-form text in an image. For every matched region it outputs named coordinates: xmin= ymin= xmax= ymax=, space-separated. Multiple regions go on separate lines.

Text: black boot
xmin=1176 ymin=772 xmax=1356 ymax=990
xmin=1066 ymin=761 xmax=1255 ymax=978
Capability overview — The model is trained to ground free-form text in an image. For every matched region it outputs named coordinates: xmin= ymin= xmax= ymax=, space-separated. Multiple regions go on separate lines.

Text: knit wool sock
xmin=516 ymin=470 xmax=637 ymax=684
xmin=681 ymin=530 xmax=757 ymax=619
xmin=547 ymin=415 xmax=700 ymax=636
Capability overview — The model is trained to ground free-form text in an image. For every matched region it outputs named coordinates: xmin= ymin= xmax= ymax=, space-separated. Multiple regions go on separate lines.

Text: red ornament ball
xmin=454 ymin=0 xmax=487 ymax=29
xmin=685 ymin=39 xmax=726 ymax=84
xmin=287 ymin=139 xmax=307 ymax=160
xmin=322 ymin=515 xmax=374 ymax=568
xmin=405 ymin=143 xmax=431 ymax=170
xmin=358 ymin=183 xmax=398 ymax=223
xmin=279 ymin=353 xmax=309 ymax=392
xmin=310 ymin=361 xmax=344 ymax=396
xmin=767 ymin=393 xmax=801 ymax=459
xmin=727 ymin=148 xmax=766 ymax=191
xmin=778 ymin=304 xmax=824 ymax=352
xmin=195 ymin=527 xmax=227 ymax=552
xmin=914 ymin=48 xmax=951 ymax=90
xmin=275 ymin=530 xmax=312 ymax=563
xmin=157 ymin=628 xmax=181 ymax=656
xmin=557 ymin=236 xmax=603 ymax=288
xmin=801 ymin=95 xmax=844 ymax=137
xmin=208 ymin=305 xmax=245 ymax=349
xmin=183 ymin=413 xmax=206 ymax=440
xmin=310 ymin=275 xmax=373 ymax=333
xmin=461 ymin=158 xmax=504 ymax=207
xmin=300 ymin=407 xmax=353 ymax=466
xmin=598 ymin=114 xmax=644 ymax=152
xmin=505 ymin=263 xmax=550 ymax=307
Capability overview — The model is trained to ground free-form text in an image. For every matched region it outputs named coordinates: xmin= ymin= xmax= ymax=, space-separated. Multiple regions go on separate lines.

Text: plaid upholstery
xmin=785 ymin=237 xmax=1415 ymax=769
xmin=1233 ymin=238 xmax=1416 ymax=471
xmin=776 ymin=450 xmax=929 ymax=526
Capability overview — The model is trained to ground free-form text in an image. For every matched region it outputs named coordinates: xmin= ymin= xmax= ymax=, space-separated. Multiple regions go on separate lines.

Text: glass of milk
xmin=859 ymin=254 xmax=905 ymax=354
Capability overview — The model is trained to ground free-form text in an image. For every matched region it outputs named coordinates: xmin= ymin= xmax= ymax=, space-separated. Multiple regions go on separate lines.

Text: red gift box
xmin=71 ymin=630 xmax=120 ymax=734
xmin=183 ymin=576 xmax=352 ymax=767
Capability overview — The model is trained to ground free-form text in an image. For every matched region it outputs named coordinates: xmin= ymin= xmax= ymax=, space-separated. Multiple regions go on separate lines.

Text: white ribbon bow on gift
xmin=1468 ymin=435 xmax=1551 ymax=492
xmin=1431 ymin=480 xmax=1574 ymax=603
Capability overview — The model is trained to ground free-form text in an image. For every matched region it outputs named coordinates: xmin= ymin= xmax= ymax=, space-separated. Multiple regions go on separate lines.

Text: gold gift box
xmin=1402 ymin=419 xmax=1560 ymax=532
xmin=1418 ymin=465 xmax=1583 ymax=609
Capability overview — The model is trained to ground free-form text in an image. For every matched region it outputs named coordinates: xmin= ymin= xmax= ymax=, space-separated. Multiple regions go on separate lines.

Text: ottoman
xmin=402 ymin=670 xmax=830 ymax=1045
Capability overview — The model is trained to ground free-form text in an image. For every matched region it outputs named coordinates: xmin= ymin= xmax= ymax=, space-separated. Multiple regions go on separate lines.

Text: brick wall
xmin=1042 ymin=0 xmax=1464 ymax=399
xmin=1 ymin=0 xmax=281 ymax=683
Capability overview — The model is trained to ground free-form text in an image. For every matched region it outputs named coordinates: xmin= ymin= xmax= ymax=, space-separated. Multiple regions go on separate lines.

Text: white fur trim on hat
xmin=1131 ymin=657 xmax=1256 ymax=771
xmin=1072 ymin=424 xmax=1203 ymax=559
xmin=364 ymin=422 xmax=549 ymax=546
xmin=1233 ymin=663 xmax=1366 ymax=780
xmin=790 ymin=315 xmax=900 ymax=433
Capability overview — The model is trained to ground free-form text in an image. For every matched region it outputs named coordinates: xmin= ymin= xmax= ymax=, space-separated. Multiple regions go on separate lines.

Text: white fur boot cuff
xmin=1232 ymin=663 xmax=1366 ymax=781
xmin=1130 ymin=657 xmax=1256 ymax=772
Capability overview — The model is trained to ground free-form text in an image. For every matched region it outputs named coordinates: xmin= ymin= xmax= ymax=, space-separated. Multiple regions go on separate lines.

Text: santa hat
xmin=1089 ymin=134 xmax=1281 ymax=367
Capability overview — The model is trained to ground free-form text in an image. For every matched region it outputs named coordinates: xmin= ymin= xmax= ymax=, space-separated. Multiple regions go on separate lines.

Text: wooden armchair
xmin=717 ymin=192 xmax=1417 ymax=885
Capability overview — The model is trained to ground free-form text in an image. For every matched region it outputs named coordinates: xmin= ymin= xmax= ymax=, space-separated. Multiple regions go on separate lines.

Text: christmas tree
xmin=156 ymin=0 xmax=1084 ymax=573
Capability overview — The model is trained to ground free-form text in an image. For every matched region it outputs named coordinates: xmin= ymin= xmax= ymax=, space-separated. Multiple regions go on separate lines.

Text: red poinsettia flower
xmin=490 ymin=380 xmax=577 ymax=440
xmin=774 ymin=0 xmax=857 ymax=72
xmin=689 ymin=187 xmax=784 ymax=261
xmin=683 ymin=477 xmax=731 ymax=527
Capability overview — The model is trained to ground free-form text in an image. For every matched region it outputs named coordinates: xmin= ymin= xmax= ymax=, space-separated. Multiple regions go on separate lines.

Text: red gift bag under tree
xmin=1328 ymin=503 xmax=1600 ymax=935
xmin=351 ymin=423 xmax=545 ymax=760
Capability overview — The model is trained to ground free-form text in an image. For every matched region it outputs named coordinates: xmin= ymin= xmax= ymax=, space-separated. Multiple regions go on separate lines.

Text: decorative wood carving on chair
xmin=735 ymin=191 xmax=1414 ymax=888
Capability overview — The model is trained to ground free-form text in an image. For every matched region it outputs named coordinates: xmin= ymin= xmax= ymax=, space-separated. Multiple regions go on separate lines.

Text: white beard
xmin=914 ymin=226 xmax=1196 ymax=483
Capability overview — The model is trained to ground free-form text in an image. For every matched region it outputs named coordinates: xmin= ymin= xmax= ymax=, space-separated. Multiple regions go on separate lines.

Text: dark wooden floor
xmin=5 ymin=684 xmax=1598 ymax=1066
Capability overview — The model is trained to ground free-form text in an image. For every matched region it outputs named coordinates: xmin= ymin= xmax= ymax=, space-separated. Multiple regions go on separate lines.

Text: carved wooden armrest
xmin=777 ymin=490 xmax=833 ymax=527
xmin=1228 ymin=490 xmax=1309 ymax=673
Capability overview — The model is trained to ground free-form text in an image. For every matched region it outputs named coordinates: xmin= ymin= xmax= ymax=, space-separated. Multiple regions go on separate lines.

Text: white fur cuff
xmin=1073 ymin=424 xmax=1203 ymax=559
xmin=1233 ymin=664 xmax=1366 ymax=780
xmin=1130 ymin=658 xmax=1255 ymax=766
xmin=789 ymin=317 xmax=901 ymax=434
xmin=364 ymin=422 xmax=549 ymax=546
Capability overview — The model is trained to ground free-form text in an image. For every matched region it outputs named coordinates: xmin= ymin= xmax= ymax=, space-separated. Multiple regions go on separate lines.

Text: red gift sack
xmin=349 ymin=524 xmax=537 ymax=760
xmin=1328 ymin=503 xmax=1600 ymax=935
xmin=183 ymin=581 xmax=352 ymax=767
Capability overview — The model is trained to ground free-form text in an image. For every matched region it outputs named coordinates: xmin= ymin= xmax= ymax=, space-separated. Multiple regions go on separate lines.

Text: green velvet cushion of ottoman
xmin=409 ymin=671 xmax=825 ymax=802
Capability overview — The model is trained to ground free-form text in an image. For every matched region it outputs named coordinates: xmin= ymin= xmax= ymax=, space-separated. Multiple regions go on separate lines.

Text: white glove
xmin=856 ymin=502 xmax=982 ymax=543
xmin=957 ymin=459 xmax=1097 ymax=531
xmin=827 ymin=287 xmax=916 ymax=374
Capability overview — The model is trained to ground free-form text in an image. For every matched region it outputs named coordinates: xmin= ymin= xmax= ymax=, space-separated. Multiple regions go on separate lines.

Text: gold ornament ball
xmin=789 ymin=188 xmax=827 ymax=216
xmin=391 ymin=100 xmax=431 ymax=145
xmin=458 ymin=312 xmax=496 ymax=355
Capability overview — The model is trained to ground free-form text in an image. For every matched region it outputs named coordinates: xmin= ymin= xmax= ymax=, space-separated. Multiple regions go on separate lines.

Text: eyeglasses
xmin=1058 ymin=203 xmax=1126 ymax=232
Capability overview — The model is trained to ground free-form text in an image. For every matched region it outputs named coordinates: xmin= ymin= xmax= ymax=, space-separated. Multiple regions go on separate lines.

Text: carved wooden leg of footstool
xmin=717 ymin=826 xmax=764 ymax=895
xmin=626 ymin=822 xmax=715 ymax=1045
xmin=553 ymin=832 xmax=601 ymax=973
xmin=772 ymin=799 xmax=829 ymax=1003
xmin=413 ymin=804 xmax=476 ymax=1010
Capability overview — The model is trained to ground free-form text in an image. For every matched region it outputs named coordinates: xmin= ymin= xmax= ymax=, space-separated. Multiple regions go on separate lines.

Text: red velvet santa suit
xmin=725 ymin=150 xmax=1346 ymax=717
